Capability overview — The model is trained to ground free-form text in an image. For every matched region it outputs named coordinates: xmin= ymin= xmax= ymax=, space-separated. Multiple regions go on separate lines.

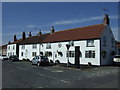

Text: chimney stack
xmin=38 ymin=30 xmax=42 ymax=36
xmin=22 ymin=32 xmax=26 ymax=40
xmin=8 ymin=41 xmax=11 ymax=44
xmin=50 ymin=26 xmax=55 ymax=34
xmin=103 ymin=14 xmax=110 ymax=25
xmin=14 ymin=34 xmax=17 ymax=41
xmin=28 ymin=32 xmax=32 ymax=37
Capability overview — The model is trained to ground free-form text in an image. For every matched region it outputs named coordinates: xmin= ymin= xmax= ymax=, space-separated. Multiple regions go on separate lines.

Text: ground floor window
xmin=85 ymin=50 xmax=95 ymax=58
xmin=32 ymin=52 xmax=37 ymax=57
xmin=21 ymin=52 xmax=23 ymax=56
xmin=66 ymin=51 xmax=75 ymax=57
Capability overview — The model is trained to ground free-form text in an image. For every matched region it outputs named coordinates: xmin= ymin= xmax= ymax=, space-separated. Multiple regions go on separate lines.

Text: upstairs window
xmin=69 ymin=41 xmax=74 ymax=46
xmin=87 ymin=40 xmax=94 ymax=47
xmin=46 ymin=43 xmax=51 ymax=49
xmin=8 ymin=46 xmax=10 ymax=50
xmin=13 ymin=46 xmax=15 ymax=50
xmin=22 ymin=45 xmax=25 ymax=49
xmin=32 ymin=44 xmax=37 ymax=49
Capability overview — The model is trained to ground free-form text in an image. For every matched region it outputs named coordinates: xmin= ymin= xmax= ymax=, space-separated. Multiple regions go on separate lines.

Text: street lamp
xmin=66 ymin=44 xmax=70 ymax=67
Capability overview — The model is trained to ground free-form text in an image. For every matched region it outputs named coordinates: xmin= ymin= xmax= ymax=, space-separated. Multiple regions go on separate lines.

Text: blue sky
xmin=2 ymin=2 xmax=118 ymax=45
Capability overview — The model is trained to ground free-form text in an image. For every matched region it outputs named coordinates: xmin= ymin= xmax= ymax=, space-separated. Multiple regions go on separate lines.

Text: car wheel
xmin=37 ymin=62 xmax=40 ymax=66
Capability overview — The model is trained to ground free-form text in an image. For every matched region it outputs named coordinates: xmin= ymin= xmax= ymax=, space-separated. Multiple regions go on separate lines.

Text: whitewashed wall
xmin=100 ymin=25 xmax=116 ymax=65
xmin=7 ymin=44 xmax=17 ymax=57
xmin=19 ymin=39 xmax=101 ymax=65
xmin=41 ymin=40 xmax=100 ymax=65
xmin=19 ymin=44 xmax=40 ymax=61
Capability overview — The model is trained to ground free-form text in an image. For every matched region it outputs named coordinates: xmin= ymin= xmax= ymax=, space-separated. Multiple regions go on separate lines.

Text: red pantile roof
xmin=19 ymin=33 xmax=50 ymax=45
xmin=43 ymin=24 xmax=106 ymax=43
xmin=9 ymin=39 xmax=23 ymax=44
xmin=0 ymin=44 xmax=7 ymax=49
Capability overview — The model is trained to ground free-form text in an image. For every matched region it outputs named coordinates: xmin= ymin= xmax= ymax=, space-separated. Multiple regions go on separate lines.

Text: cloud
xmin=52 ymin=15 xmax=118 ymax=25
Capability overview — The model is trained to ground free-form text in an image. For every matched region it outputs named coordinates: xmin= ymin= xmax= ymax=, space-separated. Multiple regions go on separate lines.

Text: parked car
xmin=113 ymin=55 xmax=120 ymax=65
xmin=9 ymin=55 xmax=19 ymax=62
xmin=31 ymin=55 xmax=49 ymax=66
xmin=0 ymin=55 xmax=8 ymax=61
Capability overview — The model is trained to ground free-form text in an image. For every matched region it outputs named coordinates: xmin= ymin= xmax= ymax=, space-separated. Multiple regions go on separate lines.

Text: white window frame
xmin=85 ymin=50 xmax=95 ymax=58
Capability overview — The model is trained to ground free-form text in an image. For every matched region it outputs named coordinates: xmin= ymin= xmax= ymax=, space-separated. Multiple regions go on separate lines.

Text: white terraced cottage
xmin=18 ymin=14 xmax=116 ymax=66
xmin=7 ymin=32 xmax=26 ymax=57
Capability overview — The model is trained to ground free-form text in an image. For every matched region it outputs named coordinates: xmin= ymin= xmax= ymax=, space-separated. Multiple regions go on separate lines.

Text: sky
xmin=2 ymin=2 xmax=119 ymax=45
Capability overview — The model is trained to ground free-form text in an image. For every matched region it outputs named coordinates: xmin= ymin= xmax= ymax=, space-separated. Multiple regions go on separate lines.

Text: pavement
xmin=2 ymin=60 xmax=119 ymax=88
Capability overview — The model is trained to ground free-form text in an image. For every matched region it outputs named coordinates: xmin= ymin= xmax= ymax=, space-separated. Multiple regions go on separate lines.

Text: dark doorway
xmin=75 ymin=46 xmax=80 ymax=68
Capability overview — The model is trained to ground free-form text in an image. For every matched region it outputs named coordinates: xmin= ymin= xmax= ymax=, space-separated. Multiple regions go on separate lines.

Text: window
xmin=8 ymin=46 xmax=10 ymax=50
xmin=32 ymin=52 xmax=37 ymax=57
xmin=69 ymin=41 xmax=74 ymax=46
xmin=22 ymin=45 xmax=25 ymax=49
xmin=66 ymin=51 xmax=75 ymax=57
xmin=13 ymin=46 xmax=15 ymax=50
xmin=85 ymin=50 xmax=95 ymax=58
xmin=21 ymin=52 xmax=23 ymax=56
xmin=87 ymin=40 xmax=94 ymax=47
xmin=46 ymin=43 xmax=51 ymax=49
xmin=103 ymin=36 xmax=106 ymax=46
xmin=32 ymin=44 xmax=37 ymax=49
xmin=111 ymin=38 xmax=114 ymax=47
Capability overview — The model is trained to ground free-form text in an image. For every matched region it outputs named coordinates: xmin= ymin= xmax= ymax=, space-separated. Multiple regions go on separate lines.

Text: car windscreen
xmin=41 ymin=56 xmax=48 ymax=59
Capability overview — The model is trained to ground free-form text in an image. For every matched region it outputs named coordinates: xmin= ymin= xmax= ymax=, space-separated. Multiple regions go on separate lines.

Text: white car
xmin=0 ymin=55 xmax=8 ymax=61
xmin=113 ymin=55 xmax=120 ymax=62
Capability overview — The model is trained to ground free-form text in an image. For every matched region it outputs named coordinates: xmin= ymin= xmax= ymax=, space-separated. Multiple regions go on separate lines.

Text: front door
xmin=75 ymin=46 xmax=80 ymax=68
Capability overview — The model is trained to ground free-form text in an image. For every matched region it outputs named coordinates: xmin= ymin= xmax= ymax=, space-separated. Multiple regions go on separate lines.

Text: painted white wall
xmin=19 ymin=39 xmax=100 ymax=65
xmin=7 ymin=44 xmax=17 ymax=57
xmin=19 ymin=44 xmax=40 ymax=61
xmin=41 ymin=40 xmax=100 ymax=65
xmin=100 ymin=25 xmax=116 ymax=65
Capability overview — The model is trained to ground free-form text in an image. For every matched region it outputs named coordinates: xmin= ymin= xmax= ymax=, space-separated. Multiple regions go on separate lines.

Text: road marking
xmin=43 ymin=67 xmax=63 ymax=73
xmin=36 ymin=72 xmax=70 ymax=84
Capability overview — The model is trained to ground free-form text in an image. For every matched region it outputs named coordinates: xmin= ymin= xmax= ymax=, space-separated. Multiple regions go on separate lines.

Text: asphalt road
xmin=2 ymin=60 xmax=119 ymax=88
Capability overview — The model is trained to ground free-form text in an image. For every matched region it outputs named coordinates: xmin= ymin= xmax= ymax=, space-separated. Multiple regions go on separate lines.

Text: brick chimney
xmin=103 ymin=14 xmax=110 ymax=25
xmin=38 ymin=30 xmax=42 ymax=36
xmin=50 ymin=26 xmax=55 ymax=34
xmin=14 ymin=34 xmax=17 ymax=41
xmin=8 ymin=41 xmax=11 ymax=44
xmin=28 ymin=32 xmax=32 ymax=37
xmin=22 ymin=32 xmax=26 ymax=40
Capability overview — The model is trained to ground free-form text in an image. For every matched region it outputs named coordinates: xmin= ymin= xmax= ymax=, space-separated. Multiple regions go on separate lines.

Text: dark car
xmin=9 ymin=55 xmax=19 ymax=62
xmin=31 ymin=55 xmax=49 ymax=66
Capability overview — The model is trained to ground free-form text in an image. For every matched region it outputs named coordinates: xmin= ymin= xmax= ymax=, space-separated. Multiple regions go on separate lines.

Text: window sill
xmin=86 ymin=46 xmax=95 ymax=47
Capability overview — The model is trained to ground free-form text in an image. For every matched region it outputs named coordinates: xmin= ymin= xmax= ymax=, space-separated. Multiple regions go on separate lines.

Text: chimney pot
xmin=38 ymin=30 xmax=42 ymax=36
xmin=103 ymin=14 xmax=110 ymax=25
xmin=22 ymin=32 xmax=26 ymax=40
xmin=14 ymin=34 xmax=17 ymax=41
xmin=28 ymin=32 xmax=32 ymax=37
xmin=50 ymin=26 xmax=55 ymax=34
